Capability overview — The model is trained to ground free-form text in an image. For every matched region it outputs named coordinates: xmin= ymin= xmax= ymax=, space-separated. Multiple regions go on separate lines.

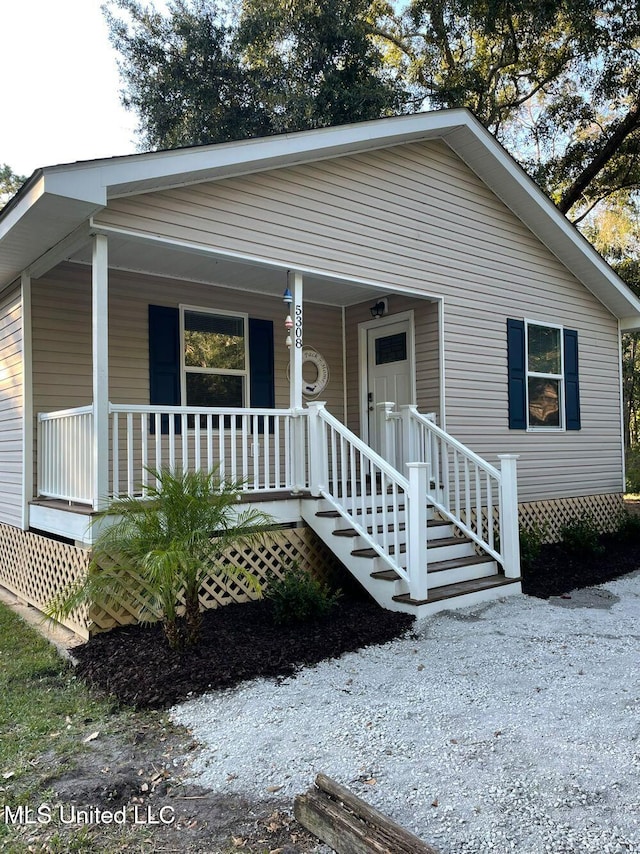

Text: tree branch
xmin=559 ymin=100 xmax=640 ymax=214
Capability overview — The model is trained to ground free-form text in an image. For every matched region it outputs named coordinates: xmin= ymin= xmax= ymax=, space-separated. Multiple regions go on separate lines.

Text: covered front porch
xmin=29 ymin=228 xmax=443 ymax=516
xmin=27 ymin=231 xmax=520 ymax=616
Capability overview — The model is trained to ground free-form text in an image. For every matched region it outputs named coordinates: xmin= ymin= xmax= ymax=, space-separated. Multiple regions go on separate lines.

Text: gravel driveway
xmin=171 ymin=572 xmax=640 ymax=853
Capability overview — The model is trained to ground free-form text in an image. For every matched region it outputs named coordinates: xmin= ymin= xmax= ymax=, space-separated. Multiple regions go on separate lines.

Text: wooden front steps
xmin=300 ymin=496 xmax=522 ymax=619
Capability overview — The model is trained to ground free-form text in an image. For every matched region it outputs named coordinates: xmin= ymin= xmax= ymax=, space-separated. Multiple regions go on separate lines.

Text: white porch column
xmin=497 ymin=454 xmax=520 ymax=578
xmin=289 ymin=270 xmax=304 ymax=410
xmin=21 ymin=272 xmax=33 ymax=530
xmin=407 ymin=462 xmax=429 ymax=600
xmin=288 ymin=271 xmax=306 ymax=491
xmin=92 ymin=234 xmax=110 ymax=510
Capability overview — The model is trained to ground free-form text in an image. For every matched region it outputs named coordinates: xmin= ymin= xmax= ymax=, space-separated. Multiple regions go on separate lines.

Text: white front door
xmin=364 ymin=315 xmax=415 ymax=457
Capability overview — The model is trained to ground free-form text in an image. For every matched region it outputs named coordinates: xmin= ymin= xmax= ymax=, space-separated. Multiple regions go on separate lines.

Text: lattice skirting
xmin=447 ymin=492 xmax=625 ymax=552
xmin=0 ymin=524 xmax=91 ymax=638
xmin=0 ymin=523 xmax=345 ymax=638
xmin=518 ymin=493 xmax=625 ymax=542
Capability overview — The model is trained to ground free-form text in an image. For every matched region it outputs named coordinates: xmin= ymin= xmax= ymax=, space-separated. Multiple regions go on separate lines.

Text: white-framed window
xmin=180 ymin=305 xmax=249 ymax=408
xmin=525 ymin=320 xmax=564 ymax=429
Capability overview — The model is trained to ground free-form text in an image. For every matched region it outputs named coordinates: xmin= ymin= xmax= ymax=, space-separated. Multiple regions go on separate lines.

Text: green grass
xmin=0 ymin=605 xmax=117 ymax=792
xmin=0 ymin=602 xmax=155 ymax=852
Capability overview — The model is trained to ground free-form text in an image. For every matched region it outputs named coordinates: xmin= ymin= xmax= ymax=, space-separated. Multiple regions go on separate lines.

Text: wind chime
xmin=283 ymin=282 xmax=293 ymax=348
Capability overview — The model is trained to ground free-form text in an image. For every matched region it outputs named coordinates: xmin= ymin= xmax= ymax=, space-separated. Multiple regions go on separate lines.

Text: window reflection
xmin=528 ymin=378 xmax=560 ymax=427
xmin=527 ymin=325 xmax=560 ymax=374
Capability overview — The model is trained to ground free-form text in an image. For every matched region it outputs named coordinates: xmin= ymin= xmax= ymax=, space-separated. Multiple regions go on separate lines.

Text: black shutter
xmin=507 ymin=318 xmax=526 ymax=430
xmin=249 ymin=318 xmax=275 ymax=433
xmin=148 ymin=305 xmax=180 ymax=434
xmin=564 ymin=328 xmax=581 ymax=430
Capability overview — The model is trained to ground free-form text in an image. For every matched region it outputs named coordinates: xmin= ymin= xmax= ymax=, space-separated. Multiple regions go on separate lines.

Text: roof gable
xmin=1 ymin=109 xmax=639 ymax=327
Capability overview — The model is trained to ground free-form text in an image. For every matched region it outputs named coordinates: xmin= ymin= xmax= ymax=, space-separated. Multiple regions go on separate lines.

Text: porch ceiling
xmin=65 ymin=234 xmax=396 ymax=307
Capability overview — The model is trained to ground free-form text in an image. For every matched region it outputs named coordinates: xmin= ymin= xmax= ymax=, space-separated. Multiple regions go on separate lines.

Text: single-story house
xmin=1 ymin=108 xmax=639 ymax=637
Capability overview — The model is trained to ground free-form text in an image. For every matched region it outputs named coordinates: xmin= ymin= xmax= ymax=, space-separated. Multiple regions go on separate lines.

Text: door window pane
xmin=375 ymin=332 xmax=407 ymax=365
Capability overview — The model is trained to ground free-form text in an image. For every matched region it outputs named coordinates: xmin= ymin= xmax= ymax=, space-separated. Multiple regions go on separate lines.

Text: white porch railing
xmin=392 ymin=404 xmax=520 ymax=577
xmin=37 ymin=405 xmax=94 ymax=503
xmin=307 ymin=402 xmax=428 ymax=599
xmin=109 ymin=404 xmax=303 ymax=498
xmin=37 ymin=403 xmax=306 ymax=505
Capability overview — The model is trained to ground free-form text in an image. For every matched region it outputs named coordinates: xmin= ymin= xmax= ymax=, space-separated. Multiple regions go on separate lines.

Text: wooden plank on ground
xmin=294 ymin=773 xmax=439 ymax=854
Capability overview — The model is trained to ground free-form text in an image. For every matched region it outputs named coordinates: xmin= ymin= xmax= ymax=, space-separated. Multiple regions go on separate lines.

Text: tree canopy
xmin=383 ymin=0 xmax=640 ymax=219
xmin=105 ymin=0 xmax=640 ymax=221
xmin=0 ymin=164 xmax=26 ymax=207
xmin=104 ymin=0 xmax=407 ymax=149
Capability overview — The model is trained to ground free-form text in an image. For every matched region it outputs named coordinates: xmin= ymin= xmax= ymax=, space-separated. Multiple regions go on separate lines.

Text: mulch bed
xmin=72 ymin=594 xmax=414 ymax=710
xmin=72 ymin=534 xmax=640 ymax=711
xmin=522 ymin=532 xmax=640 ymax=599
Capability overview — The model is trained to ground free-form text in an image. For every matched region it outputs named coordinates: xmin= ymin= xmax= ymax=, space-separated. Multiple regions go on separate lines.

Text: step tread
xmin=316 ymin=507 xmax=407 ymax=519
xmin=319 ymin=518 xmax=449 ymax=536
xmin=351 ymin=547 xmax=378 ymax=558
xmin=332 ymin=528 xmax=359 ymax=537
xmin=351 ymin=542 xmax=407 ymax=558
xmin=367 ymin=523 xmax=406 ymax=534
xmin=352 ymin=543 xmax=488 ymax=561
xmin=427 ymin=536 xmax=471 ymax=549
xmin=371 ymin=554 xmax=493 ymax=582
xmin=393 ymin=575 xmax=521 ymax=606
xmin=316 ymin=505 xmax=449 ymax=517
xmin=370 ymin=569 xmax=401 ymax=581
xmin=355 ymin=504 xmax=406 ymax=514
xmin=429 ymin=554 xmax=495 ymax=572
xmin=315 ymin=509 xmax=451 ymax=528
xmin=351 ymin=545 xmax=401 ymax=558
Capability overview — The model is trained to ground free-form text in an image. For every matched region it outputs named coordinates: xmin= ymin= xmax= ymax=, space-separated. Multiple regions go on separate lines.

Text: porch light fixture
xmin=370 ymin=299 xmax=387 ymax=318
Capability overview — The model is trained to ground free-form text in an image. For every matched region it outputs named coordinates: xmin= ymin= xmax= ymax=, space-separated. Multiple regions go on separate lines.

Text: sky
xmin=1 ymin=0 xmax=142 ymax=178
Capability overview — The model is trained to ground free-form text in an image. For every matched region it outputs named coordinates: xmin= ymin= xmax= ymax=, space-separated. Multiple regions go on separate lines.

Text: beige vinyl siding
xmin=93 ymin=139 xmax=624 ymax=501
xmin=32 ymin=263 xmax=344 ymax=419
xmin=32 ymin=271 xmax=93 ymax=412
xmin=0 ymin=285 xmax=24 ymax=527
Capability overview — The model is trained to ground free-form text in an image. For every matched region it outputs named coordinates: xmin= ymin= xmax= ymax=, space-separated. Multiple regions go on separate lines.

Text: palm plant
xmin=49 ymin=467 xmax=275 ymax=649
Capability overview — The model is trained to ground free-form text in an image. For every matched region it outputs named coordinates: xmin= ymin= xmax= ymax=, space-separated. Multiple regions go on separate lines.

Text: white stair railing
xmin=397 ymin=405 xmax=520 ymax=577
xmin=307 ymin=402 xmax=428 ymax=599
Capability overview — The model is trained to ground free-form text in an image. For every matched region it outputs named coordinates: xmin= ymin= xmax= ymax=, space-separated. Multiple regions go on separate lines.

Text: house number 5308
xmin=295 ymin=304 xmax=303 ymax=348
